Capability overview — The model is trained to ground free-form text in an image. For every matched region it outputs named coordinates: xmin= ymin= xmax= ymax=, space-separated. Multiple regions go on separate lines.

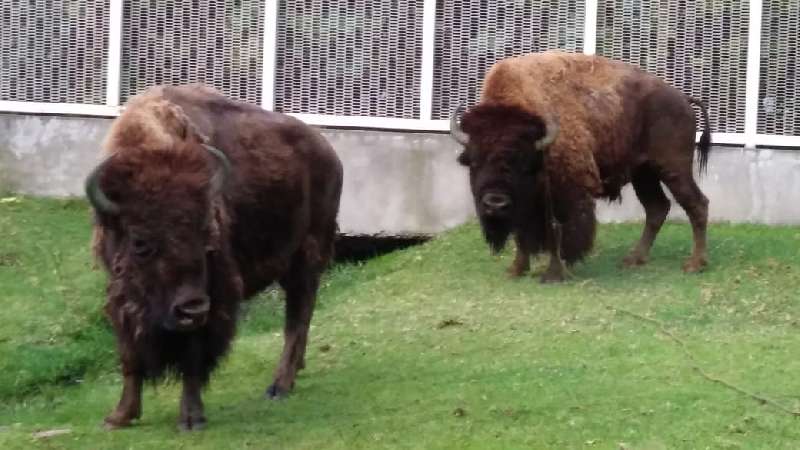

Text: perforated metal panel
xmin=758 ymin=0 xmax=800 ymax=135
xmin=274 ymin=0 xmax=424 ymax=118
xmin=0 ymin=0 xmax=109 ymax=103
xmin=597 ymin=0 xmax=749 ymax=134
xmin=121 ymin=0 xmax=264 ymax=104
xmin=432 ymin=0 xmax=585 ymax=120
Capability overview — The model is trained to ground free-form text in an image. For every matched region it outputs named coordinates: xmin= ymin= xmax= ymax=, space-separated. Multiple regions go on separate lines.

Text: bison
xmin=450 ymin=51 xmax=712 ymax=282
xmin=85 ymin=84 xmax=343 ymax=430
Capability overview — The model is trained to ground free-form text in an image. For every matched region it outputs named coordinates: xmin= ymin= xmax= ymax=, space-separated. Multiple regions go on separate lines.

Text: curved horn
xmin=203 ymin=144 xmax=232 ymax=196
xmin=449 ymin=103 xmax=469 ymax=146
xmin=84 ymin=155 xmax=121 ymax=215
xmin=535 ymin=116 xmax=560 ymax=151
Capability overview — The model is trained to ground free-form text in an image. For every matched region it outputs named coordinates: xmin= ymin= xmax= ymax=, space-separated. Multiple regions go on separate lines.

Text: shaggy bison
xmin=450 ymin=51 xmax=712 ymax=282
xmin=86 ymin=84 xmax=343 ymax=429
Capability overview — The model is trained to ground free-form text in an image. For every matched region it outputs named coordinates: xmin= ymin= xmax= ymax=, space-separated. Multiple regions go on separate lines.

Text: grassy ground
xmin=1 ymin=196 xmax=800 ymax=449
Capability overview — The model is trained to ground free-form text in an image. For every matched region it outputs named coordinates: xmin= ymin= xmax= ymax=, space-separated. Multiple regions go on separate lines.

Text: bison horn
xmin=535 ymin=116 xmax=560 ymax=151
xmin=449 ymin=103 xmax=469 ymax=146
xmin=84 ymin=155 xmax=121 ymax=215
xmin=203 ymin=144 xmax=231 ymax=196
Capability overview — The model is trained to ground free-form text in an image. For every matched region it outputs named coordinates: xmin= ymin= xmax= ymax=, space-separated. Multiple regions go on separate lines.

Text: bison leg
xmin=540 ymin=221 xmax=568 ymax=283
xmin=624 ymin=166 xmax=671 ymax=267
xmin=178 ymin=375 xmax=207 ymax=431
xmin=267 ymin=241 xmax=322 ymax=399
xmin=507 ymin=234 xmax=531 ymax=278
xmin=267 ymin=276 xmax=318 ymax=399
xmin=662 ymin=174 xmax=709 ymax=272
xmin=104 ymin=373 xmax=142 ymax=429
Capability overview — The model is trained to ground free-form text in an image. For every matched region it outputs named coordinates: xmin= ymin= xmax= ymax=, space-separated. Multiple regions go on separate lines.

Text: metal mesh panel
xmin=0 ymin=0 xmax=109 ymax=103
xmin=274 ymin=0 xmax=424 ymax=118
xmin=432 ymin=0 xmax=586 ymax=120
xmin=597 ymin=0 xmax=749 ymax=134
xmin=121 ymin=0 xmax=264 ymax=104
xmin=758 ymin=0 xmax=800 ymax=135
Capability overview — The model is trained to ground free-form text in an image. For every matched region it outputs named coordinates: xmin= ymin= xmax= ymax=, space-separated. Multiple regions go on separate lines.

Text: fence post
xmin=105 ymin=0 xmax=124 ymax=107
xmin=744 ymin=0 xmax=763 ymax=149
xmin=583 ymin=0 xmax=598 ymax=55
xmin=261 ymin=0 xmax=279 ymax=110
xmin=419 ymin=0 xmax=437 ymax=120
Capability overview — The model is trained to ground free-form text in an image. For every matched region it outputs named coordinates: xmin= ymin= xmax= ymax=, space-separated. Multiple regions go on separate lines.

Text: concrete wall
xmin=2 ymin=113 xmax=800 ymax=235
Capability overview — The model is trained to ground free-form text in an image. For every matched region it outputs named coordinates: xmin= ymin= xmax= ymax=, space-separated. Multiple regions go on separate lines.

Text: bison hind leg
xmin=662 ymin=173 xmax=709 ymax=273
xmin=624 ymin=165 xmax=671 ymax=267
xmin=267 ymin=235 xmax=328 ymax=400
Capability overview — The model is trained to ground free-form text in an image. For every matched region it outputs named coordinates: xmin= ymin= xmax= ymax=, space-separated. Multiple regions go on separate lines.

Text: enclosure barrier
xmin=0 ymin=0 xmax=798 ymax=148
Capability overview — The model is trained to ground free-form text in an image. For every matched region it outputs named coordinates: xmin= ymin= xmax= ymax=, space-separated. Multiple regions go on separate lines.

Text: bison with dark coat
xmin=86 ymin=84 xmax=343 ymax=429
xmin=451 ymin=51 xmax=712 ymax=282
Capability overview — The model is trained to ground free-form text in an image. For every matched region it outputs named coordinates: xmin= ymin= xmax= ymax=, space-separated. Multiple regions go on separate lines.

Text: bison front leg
xmin=507 ymin=234 xmax=531 ymax=278
xmin=540 ymin=221 xmax=568 ymax=283
xmin=178 ymin=375 xmax=207 ymax=431
xmin=104 ymin=373 xmax=143 ymax=429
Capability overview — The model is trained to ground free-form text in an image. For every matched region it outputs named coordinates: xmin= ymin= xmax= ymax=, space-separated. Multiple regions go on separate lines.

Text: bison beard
xmin=496 ymin=187 xmax=597 ymax=264
xmin=479 ymin=214 xmax=513 ymax=254
xmin=105 ymin=249 xmax=238 ymax=383
xmin=480 ymin=184 xmax=596 ymax=264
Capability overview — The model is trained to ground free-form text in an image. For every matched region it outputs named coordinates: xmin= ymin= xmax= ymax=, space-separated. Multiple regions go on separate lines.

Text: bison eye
xmin=131 ymin=238 xmax=155 ymax=259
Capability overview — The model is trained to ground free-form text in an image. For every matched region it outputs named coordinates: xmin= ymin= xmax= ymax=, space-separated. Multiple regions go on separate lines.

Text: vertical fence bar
xmin=105 ymin=0 xmax=124 ymax=106
xmin=583 ymin=0 xmax=598 ymax=55
xmin=419 ymin=0 xmax=437 ymax=120
xmin=261 ymin=0 xmax=279 ymax=110
xmin=744 ymin=0 xmax=763 ymax=148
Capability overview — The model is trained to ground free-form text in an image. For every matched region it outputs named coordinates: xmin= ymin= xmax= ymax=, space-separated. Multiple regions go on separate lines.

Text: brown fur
xmin=457 ymin=51 xmax=712 ymax=280
xmin=91 ymin=84 xmax=342 ymax=429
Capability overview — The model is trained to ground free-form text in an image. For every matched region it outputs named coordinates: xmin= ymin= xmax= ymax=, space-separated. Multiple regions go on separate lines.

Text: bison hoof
xmin=178 ymin=415 xmax=207 ymax=432
xmin=103 ymin=410 xmax=139 ymax=430
xmin=540 ymin=271 xmax=566 ymax=284
xmin=506 ymin=265 xmax=528 ymax=278
xmin=103 ymin=419 xmax=132 ymax=430
xmin=682 ymin=257 xmax=707 ymax=273
xmin=103 ymin=415 xmax=131 ymax=430
xmin=266 ymin=383 xmax=291 ymax=400
xmin=622 ymin=253 xmax=648 ymax=267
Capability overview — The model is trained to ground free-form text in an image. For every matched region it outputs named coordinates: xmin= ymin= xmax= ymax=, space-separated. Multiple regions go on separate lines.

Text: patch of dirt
xmin=436 ymin=318 xmax=464 ymax=329
xmin=0 ymin=252 xmax=20 ymax=267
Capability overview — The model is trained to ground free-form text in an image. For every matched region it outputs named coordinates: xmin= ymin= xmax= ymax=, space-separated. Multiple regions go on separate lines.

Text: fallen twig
xmin=32 ymin=428 xmax=71 ymax=439
xmin=608 ymin=305 xmax=800 ymax=417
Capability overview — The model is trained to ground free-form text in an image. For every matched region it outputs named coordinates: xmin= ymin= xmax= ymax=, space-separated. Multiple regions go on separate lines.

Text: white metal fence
xmin=0 ymin=0 xmax=797 ymax=148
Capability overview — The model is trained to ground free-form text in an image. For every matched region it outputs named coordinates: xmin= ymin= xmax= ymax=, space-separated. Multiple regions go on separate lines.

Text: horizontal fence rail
xmin=0 ymin=0 xmax=798 ymax=148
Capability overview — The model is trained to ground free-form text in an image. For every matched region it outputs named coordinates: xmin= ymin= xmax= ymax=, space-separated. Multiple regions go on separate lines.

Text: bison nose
xmin=481 ymin=192 xmax=511 ymax=212
xmin=171 ymin=295 xmax=210 ymax=329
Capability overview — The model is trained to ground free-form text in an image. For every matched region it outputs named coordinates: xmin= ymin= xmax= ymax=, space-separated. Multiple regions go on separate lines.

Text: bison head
xmin=86 ymin=142 xmax=231 ymax=333
xmin=451 ymin=103 xmax=558 ymax=253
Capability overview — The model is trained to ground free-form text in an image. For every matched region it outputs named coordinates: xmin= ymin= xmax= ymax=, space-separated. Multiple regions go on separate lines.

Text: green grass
xmin=2 ymin=196 xmax=800 ymax=449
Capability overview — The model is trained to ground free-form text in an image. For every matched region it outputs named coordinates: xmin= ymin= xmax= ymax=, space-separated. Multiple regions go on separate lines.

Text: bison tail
xmin=688 ymin=96 xmax=712 ymax=175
